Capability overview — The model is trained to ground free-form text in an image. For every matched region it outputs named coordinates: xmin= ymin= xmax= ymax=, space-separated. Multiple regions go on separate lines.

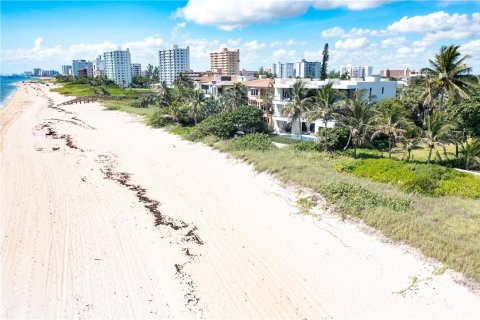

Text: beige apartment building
xmin=209 ymin=48 xmax=240 ymax=75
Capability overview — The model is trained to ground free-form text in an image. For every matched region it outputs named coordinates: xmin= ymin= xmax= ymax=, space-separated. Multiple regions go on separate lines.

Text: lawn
xmin=51 ymin=82 xmax=153 ymax=99
xmin=103 ymin=100 xmax=158 ymax=117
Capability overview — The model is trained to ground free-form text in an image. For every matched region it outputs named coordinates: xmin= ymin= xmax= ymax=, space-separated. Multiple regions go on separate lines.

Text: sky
xmin=1 ymin=0 xmax=479 ymax=74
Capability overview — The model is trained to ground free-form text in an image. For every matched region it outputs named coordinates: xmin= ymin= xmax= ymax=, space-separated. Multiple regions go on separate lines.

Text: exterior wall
xmin=103 ymin=48 xmax=132 ymax=87
xmin=295 ymin=60 xmax=321 ymax=79
xmin=271 ymin=77 xmax=398 ymax=135
xmin=159 ymin=45 xmax=190 ymax=86
xmin=131 ymin=63 xmax=142 ymax=77
xmin=273 ymin=62 xmax=296 ymax=78
xmin=61 ymin=65 xmax=72 ymax=76
xmin=340 ymin=65 xmax=373 ymax=78
xmin=72 ymin=60 xmax=93 ymax=77
xmin=92 ymin=56 xmax=105 ymax=77
xmin=210 ymin=48 xmax=240 ymax=75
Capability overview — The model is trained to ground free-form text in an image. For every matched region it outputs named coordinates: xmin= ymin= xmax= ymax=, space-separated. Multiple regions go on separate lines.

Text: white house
xmin=272 ymin=76 xmax=398 ymax=137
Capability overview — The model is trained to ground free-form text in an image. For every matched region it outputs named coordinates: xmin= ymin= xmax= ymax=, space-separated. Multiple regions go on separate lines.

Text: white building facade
xmin=340 ymin=65 xmax=373 ymax=78
xmin=272 ymin=76 xmax=398 ymax=137
xmin=92 ymin=55 xmax=105 ymax=77
xmin=61 ymin=65 xmax=72 ymax=76
xmin=103 ymin=48 xmax=132 ymax=88
xmin=158 ymin=45 xmax=190 ymax=86
xmin=72 ymin=60 xmax=93 ymax=77
xmin=274 ymin=60 xmax=321 ymax=79
xmin=273 ymin=62 xmax=296 ymax=78
xmin=131 ymin=63 xmax=142 ymax=77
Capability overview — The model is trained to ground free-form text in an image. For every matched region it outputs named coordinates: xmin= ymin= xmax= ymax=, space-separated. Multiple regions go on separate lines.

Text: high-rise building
xmin=295 ymin=59 xmax=321 ymax=79
xmin=209 ymin=48 xmax=240 ymax=75
xmin=340 ymin=65 xmax=373 ymax=78
xmin=72 ymin=60 xmax=93 ymax=77
xmin=33 ymin=68 xmax=42 ymax=76
xmin=131 ymin=63 xmax=142 ymax=77
xmin=61 ymin=65 xmax=72 ymax=76
xmin=92 ymin=56 xmax=105 ymax=77
xmin=104 ymin=48 xmax=133 ymax=88
xmin=272 ymin=62 xmax=296 ymax=78
xmin=158 ymin=45 xmax=190 ymax=86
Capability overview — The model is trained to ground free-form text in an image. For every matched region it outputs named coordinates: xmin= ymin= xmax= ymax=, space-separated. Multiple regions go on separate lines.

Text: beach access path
xmin=1 ymin=83 xmax=479 ymax=319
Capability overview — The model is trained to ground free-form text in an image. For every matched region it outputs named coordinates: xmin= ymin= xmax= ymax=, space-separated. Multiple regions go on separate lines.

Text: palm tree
xmin=160 ymin=101 xmax=186 ymax=123
xmin=421 ymin=110 xmax=453 ymax=163
xmin=401 ymin=137 xmax=420 ymax=162
xmin=222 ymin=82 xmax=247 ymax=112
xmin=188 ymin=90 xmax=206 ymax=125
xmin=174 ymin=73 xmax=194 ymax=94
xmin=156 ymin=81 xmax=173 ymax=108
xmin=461 ymin=139 xmax=480 ymax=170
xmin=422 ymin=45 xmax=476 ymax=111
xmin=281 ymin=80 xmax=310 ymax=140
xmin=371 ymin=100 xmax=409 ymax=158
xmin=304 ymin=82 xmax=342 ymax=152
xmin=339 ymin=89 xmax=375 ymax=158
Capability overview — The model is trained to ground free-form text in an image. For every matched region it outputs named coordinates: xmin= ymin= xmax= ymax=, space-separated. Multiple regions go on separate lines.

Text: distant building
xmin=182 ymin=70 xmax=209 ymax=81
xmin=158 ymin=45 xmax=190 ymax=86
xmin=131 ymin=63 xmax=142 ymax=77
xmin=104 ymin=48 xmax=133 ymax=88
xmin=340 ymin=65 xmax=373 ymax=78
xmin=72 ymin=60 xmax=93 ymax=77
xmin=240 ymin=69 xmax=256 ymax=77
xmin=273 ymin=62 xmax=296 ymax=78
xmin=295 ymin=59 xmax=321 ymax=79
xmin=24 ymin=71 xmax=33 ymax=77
xmin=210 ymin=48 xmax=240 ymax=75
xmin=61 ymin=65 xmax=72 ymax=76
xmin=33 ymin=68 xmax=42 ymax=76
xmin=380 ymin=68 xmax=419 ymax=78
xmin=92 ymin=56 xmax=105 ymax=77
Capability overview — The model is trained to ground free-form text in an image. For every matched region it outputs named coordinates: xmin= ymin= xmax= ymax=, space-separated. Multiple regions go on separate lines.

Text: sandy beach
xmin=1 ymin=83 xmax=479 ymax=319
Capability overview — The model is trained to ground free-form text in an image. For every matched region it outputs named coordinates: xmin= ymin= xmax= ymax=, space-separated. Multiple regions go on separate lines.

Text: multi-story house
xmin=271 ymin=76 xmax=398 ymax=138
xmin=210 ymin=48 xmax=240 ymax=75
xmin=72 ymin=60 xmax=93 ymax=77
xmin=158 ymin=45 xmax=190 ymax=86
xmin=131 ymin=63 xmax=142 ymax=77
xmin=245 ymin=77 xmax=275 ymax=123
xmin=103 ymin=48 xmax=132 ymax=87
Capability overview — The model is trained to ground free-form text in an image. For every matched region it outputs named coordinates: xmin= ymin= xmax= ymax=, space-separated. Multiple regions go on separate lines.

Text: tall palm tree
xmin=339 ymin=89 xmax=375 ymax=158
xmin=304 ymin=82 xmax=342 ymax=152
xmin=401 ymin=136 xmax=420 ymax=162
xmin=281 ymin=80 xmax=310 ymax=139
xmin=156 ymin=81 xmax=173 ymax=108
xmin=371 ymin=100 xmax=409 ymax=158
xmin=422 ymin=45 xmax=476 ymax=111
xmin=174 ymin=73 xmax=194 ymax=94
xmin=188 ymin=90 xmax=206 ymax=125
xmin=421 ymin=110 xmax=453 ymax=163
xmin=160 ymin=101 xmax=186 ymax=124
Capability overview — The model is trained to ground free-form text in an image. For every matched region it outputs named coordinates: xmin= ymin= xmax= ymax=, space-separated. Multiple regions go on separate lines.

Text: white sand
xmin=1 ymin=83 xmax=479 ymax=319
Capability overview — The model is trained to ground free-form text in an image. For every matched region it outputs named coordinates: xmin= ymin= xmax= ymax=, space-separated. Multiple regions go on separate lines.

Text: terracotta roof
xmin=244 ymin=78 xmax=274 ymax=88
xmin=195 ymin=75 xmax=214 ymax=84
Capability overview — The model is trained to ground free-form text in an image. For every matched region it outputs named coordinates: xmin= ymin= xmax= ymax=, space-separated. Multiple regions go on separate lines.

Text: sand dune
xmin=1 ymin=83 xmax=479 ymax=319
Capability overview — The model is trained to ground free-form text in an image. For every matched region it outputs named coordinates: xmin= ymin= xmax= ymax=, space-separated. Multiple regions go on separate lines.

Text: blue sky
xmin=1 ymin=0 xmax=479 ymax=74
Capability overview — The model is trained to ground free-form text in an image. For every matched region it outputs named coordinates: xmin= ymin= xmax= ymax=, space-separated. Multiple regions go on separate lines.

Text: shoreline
xmin=0 ymin=83 xmax=28 ymax=149
xmin=1 ymin=83 xmax=479 ymax=318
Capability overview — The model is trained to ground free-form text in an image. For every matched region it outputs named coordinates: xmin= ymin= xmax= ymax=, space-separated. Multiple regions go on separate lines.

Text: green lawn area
xmin=51 ymin=82 xmax=153 ymax=98
xmin=103 ymin=100 xmax=158 ymax=117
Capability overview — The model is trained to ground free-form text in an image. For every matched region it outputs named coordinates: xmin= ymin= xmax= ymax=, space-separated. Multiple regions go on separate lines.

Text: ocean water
xmin=0 ymin=75 xmax=29 ymax=108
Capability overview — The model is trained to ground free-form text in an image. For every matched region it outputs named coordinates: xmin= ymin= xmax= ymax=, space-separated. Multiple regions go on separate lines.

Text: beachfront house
xmin=272 ymin=76 xmax=398 ymax=138
xmin=245 ymin=77 xmax=275 ymax=124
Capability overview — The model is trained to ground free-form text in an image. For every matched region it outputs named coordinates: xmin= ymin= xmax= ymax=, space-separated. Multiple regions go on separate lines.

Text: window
xmin=382 ymin=87 xmax=384 ymax=94
xmin=251 ymin=89 xmax=258 ymax=96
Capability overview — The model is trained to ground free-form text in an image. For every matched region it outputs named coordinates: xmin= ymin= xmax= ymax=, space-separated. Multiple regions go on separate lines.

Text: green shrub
xmin=194 ymin=112 xmax=235 ymax=139
xmin=316 ymin=126 xmax=350 ymax=151
xmin=349 ymin=158 xmax=480 ymax=198
xmin=230 ymin=133 xmax=275 ymax=151
xmin=167 ymin=125 xmax=195 ymax=136
xmin=319 ymin=182 xmax=411 ymax=216
xmin=231 ymin=105 xmax=267 ymax=133
xmin=293 ymin=141 xmax=317 ymax=151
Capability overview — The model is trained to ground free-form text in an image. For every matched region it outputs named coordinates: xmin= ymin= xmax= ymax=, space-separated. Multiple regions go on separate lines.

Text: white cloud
xmin=272 ymin=48 xmax=297 ymax=61
xmin=422 ymin=30 xmax=471 ymax=43
xmin=462 ymin=39 xmax=480 ymax=55
xmin=381 ymin=37 xmax=406 ymax=48
xmin=270 ymin=41 xmax=282 ymax=47
xmin=244 ymin=40 xmax=266 ymax=51
xmin=335 ymin=37 xmax=369 ymax=49
xmin=387 ymin=11 xmax=470 ymax=33
xmin=177 ymin=0 xmax=392 ymax=30
xmin=321 ymin=26 xmax=345 ymax=38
